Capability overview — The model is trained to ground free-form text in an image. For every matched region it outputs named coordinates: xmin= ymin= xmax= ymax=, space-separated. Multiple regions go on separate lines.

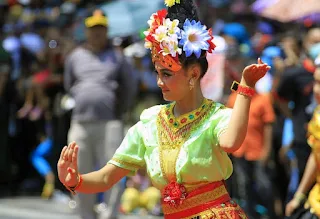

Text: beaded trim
xmin=151 ymin=45 xmax=182 ymax=72
xmin=111 ymin=157 xmax=144 ymax=170
xmin=162 ymin=98 xmax=213 ymax=133
xmin=186 ymin=202 xmax=248 ymax=219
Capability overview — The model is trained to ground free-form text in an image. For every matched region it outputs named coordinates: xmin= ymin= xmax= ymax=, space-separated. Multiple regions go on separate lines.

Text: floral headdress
xmin=144 ymin=0 xmax=216 ymax=72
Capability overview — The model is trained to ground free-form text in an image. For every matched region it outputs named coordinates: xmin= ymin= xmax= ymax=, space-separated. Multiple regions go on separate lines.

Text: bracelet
xmin=294 ymin=192 xmax=307 ymax=203
xmin=230 ymin=81 xmax=255 ymax=98
xmin=64 ymin=174 xmax=83 ymax=195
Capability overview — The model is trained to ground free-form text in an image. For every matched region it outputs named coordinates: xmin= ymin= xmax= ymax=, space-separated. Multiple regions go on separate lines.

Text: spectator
xmin=64 ymin=9 xmax=137 ymax=219
xmin=275 ymin=27 xmax=320 ymax=202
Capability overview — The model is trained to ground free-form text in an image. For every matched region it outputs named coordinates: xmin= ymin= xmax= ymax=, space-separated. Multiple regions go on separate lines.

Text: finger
xmin=261 ymin=64 xmax=269 ymax=69
xmin=64 ymin=146 xmax=70 ymax=161
xmin=67 ymin=144 xmax=74 ymax=161
xmin=60 ymin=146 xmax=68 ymax=160
xmin=259 ymin=66 xmax=270 ymax=73
xmin=69 ymin=141 xmax=76 ymax=148
xmin=256 ymin=65 xmax=269 ymax=72
xmin=256 ymin=63 xmax=267 ymax=69
xmin=70 ymin=142 xmax=76 ymax=150
xmin=72 ymin=145 xmax=79 ymax=167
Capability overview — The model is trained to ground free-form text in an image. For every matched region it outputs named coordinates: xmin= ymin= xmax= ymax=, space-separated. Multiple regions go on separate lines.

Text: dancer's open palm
xmin=242 ymin=58 xmax=271 ymax=87
xmin=57 ymin=142 xmax=79 ymax=187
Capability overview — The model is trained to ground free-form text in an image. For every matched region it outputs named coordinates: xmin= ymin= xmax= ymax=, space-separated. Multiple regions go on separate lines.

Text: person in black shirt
xmin=276 ymin=27 xmax=320 ymax=202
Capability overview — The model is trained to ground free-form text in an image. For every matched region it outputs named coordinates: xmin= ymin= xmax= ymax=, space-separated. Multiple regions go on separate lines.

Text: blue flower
xmin=179 ymin=19 xmax=211 ymax=58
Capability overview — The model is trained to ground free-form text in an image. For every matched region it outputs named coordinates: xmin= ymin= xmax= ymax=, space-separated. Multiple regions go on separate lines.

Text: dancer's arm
xmin=293 ymin=154 xmax=317 ymax=197
xmin=77 ymin=164 xmax=129 ymax=194
xmin=57 ymin=142 xmax=130 ymax=194
xmin=219 ymin=84 xmax=250 ymax=153
xmin=285 ymin=153 xmax=317 ymax=216
xmin=220 ymin=58 xmax=270 ymax=153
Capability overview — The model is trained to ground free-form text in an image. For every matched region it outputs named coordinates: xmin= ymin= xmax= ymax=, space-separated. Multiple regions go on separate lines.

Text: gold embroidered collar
xmin=160 ymin=98 xmax=213 ymax=133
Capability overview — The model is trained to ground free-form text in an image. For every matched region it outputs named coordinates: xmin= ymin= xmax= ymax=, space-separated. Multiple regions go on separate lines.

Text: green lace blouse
xmin=108 ymin=99 xmax=233 ymax=191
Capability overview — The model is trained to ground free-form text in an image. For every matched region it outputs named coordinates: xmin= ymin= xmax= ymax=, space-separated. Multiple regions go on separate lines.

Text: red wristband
xmin=230 ymin=81 xmax=255 ymax=98
xmin=74 ymin=174 xmax=83 ymax=191
xmin=237 ymin=85 xmax=255 ymax=97
xmin=65 ymin=174 xmax=83 ymax=195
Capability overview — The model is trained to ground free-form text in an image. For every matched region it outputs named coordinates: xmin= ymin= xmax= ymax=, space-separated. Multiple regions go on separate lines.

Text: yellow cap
xmin=85 ymin=9 xmax=108 ymax=28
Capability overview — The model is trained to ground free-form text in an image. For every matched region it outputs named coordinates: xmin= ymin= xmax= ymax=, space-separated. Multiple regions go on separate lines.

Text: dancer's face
xmin=155 ymin=61 xmax=197 ymax=102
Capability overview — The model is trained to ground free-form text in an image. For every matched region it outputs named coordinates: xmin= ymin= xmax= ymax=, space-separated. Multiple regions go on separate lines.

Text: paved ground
xmin=0 ymin=196 xmax=162 ymax=219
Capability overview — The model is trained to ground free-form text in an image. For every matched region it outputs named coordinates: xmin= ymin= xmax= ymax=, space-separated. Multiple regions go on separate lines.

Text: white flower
xmin=153 ymin=25 xmax=168 ymax=42
xmin=163 ymin=18 xmax=180 ymax=35
xmin=160 ymin=34 xmax=182 ymax=57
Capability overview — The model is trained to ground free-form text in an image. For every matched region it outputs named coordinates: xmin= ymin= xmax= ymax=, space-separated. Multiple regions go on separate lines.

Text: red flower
xmin=145 ymin=34 xmax=155 ymax=44
xmin=156 ymin=9 xmax=167 ymax=21
xmin=207 ymin=28 xmax=216 ymax=54
xmin=147 ymin=9 xmax=167 ymax=36
xmin=162 ymin=181 xmax=187 ymax=207
xmin=169 ymin=118 xmax=174 ymax=123
xmin=145 ymin=9 xmax=168 ymax=49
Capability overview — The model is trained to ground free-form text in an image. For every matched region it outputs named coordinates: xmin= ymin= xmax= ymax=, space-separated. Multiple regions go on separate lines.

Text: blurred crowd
xmin=0 ymin=0 xmax=320 ymax=219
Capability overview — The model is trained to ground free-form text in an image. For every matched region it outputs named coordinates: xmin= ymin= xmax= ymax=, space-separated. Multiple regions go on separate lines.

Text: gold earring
xmin=189 ymin=79 xmax=194 ymax=90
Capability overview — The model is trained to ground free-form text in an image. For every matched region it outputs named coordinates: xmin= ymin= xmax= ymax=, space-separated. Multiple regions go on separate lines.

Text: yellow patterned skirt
xmin=162 ymin=181 xmax=248 ymax=219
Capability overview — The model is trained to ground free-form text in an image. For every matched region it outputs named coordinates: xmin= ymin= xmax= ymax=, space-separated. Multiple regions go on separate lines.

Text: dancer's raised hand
xmin=57 ymin=142 xmax=79 ymax=187
xmin=241 ymin=58 xmax=271 ymax=87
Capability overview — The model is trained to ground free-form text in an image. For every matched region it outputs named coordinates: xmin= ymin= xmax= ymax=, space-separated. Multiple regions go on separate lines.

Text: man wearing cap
xmin=64 ymin=9 xmax=137 ymax=219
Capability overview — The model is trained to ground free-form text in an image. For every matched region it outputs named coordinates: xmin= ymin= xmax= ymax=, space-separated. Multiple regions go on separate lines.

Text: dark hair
xmin=166 ymin=0 xmax=208 ymax=76
xmin=166 ymin=0 xmax=199 ymax=29
xmin=180 ymin=52 xmax=208 ymax=77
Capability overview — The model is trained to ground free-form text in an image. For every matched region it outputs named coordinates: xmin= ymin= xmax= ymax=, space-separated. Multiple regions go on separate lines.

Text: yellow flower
xmin=164 ymin=0 xmax=180 ymax=7
xmin=144 ymin=41 xmax=153 ymax=49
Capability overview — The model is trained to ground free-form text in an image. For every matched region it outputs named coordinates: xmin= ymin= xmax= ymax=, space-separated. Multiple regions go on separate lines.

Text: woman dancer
xmin=58 ymin=0 xmax=270 ymax=218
